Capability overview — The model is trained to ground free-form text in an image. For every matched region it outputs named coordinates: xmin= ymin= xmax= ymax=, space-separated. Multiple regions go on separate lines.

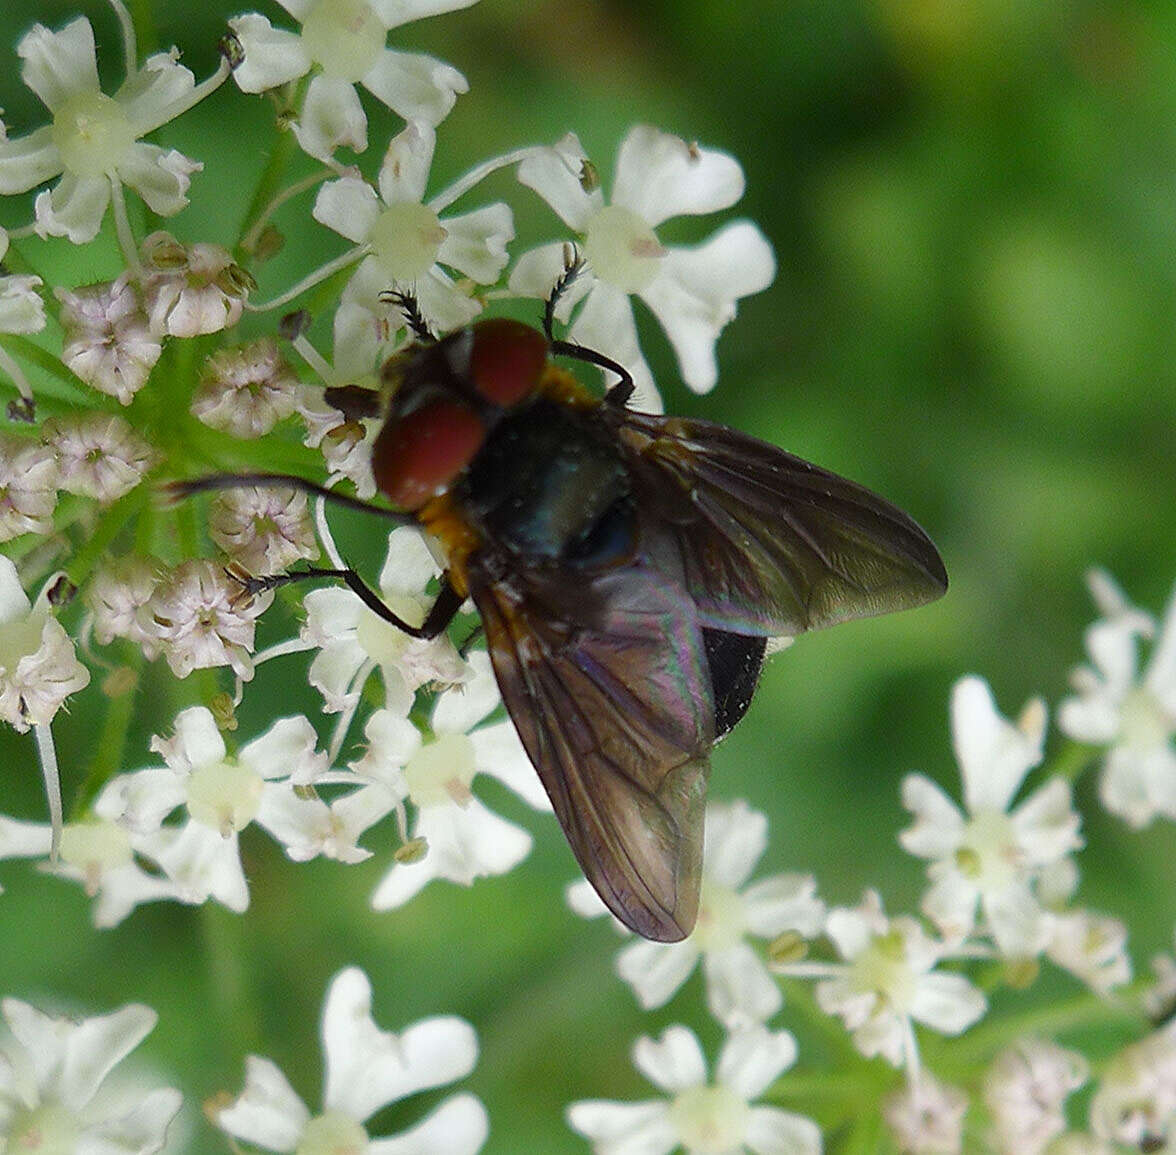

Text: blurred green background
xmin=1 ymin=0 xmax=1174 ymax=1150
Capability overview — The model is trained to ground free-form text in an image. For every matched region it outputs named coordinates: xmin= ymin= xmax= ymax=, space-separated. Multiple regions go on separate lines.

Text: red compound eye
xmin=372 ymin=400 xmax=485 ymax=510
xmin=469 ymin=318 xmax=548 ymax=407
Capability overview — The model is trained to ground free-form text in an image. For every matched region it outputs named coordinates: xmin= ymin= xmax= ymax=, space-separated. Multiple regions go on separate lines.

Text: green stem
xmin=65 ymin=485 xmax=150 ymax=587
xmin=72 ymin=650 xmax=142 ymax=814
xmin=235 ymin=125 xmax=301 ymax=264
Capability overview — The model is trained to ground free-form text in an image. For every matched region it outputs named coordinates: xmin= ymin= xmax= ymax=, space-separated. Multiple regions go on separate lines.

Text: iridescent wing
xmin=467 ymin=559 xmax=714 ymax=942
xmin=609 ymin=410 xmax=948 ymax=637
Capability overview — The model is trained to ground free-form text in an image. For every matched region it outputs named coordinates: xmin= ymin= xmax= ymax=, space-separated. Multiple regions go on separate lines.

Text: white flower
xmin=139 ymin=231 xmax=252 ymax=337
xmin=148 ymin=559 xmax=272 ymax=679
xmin=0 ymin=556 xmax=89 ymax=733
xmin=209 ymin=486 xmax=319 ymax=575
xmin=1059 ymin=573 xmax=1176 ymax=828
xmin=883 ymin=1074 xmax=968 ymax=1155
xmin=570 ymin=800 xmax=824 ymax=1028
xmin=1044 ymin=908 xmax=1131 ymax=995
xmin=229 ymin=0 xmax=475 ymax=159
xmin=567 ymin=1023 xmax=821 ymax=1155
xmin=213 ymin=966 xmax=487 ymax=1154
xmin=0 ymin=997 xmax=181 ymax=1154
xmin=511 ymin=125 xmax=776 ymax=410
xmin=0 ymin=17 xmax=212 ymax=243
xmin=100 ymin=706 xmax=326 ymax=911
xmin=42 ymin=411 xmax=159 ymax=503
xmin=983 ymin=1038 xmax=1088 ymax=1155
xmin=899 ymin=676 xmax=1081 ymax=957
xmin=314 ymin=120 xmax=513 ymax=345
xmin=56 ymin=277 xmax=161 ymax=404
xmin=0 ymin=432 xmax=57 ymax=542
xmin=191 ymin=338 xmax=305 ymax=438
xmin=779 ymin=891 xmax=986 ymax=1070
xmin=0 ymin=274 xmax=45 ymax=337
xmin=85 ymin=554 xmax=161 ymax=654
xmin=1089 ymin=1022 xmax=1176 ymax=1149
xmin=368 ymin=649 xmax=549 ymax=908
xmin=301 ymin=524 xmax=468 ymax=716
xmin=1146 ymin=928 xmax=1176 ymax=1024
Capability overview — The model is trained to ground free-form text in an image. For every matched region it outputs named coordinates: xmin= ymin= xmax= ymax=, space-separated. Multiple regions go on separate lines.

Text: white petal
xmin=228 ymin=14 xmax=310 ymax=93
xmin=436 ymin=203 xmax=514 ymax=283
xmin=0 ymin=274 xmax=47 ymax=335
xmin=703 ymin=799 xmax=767 ymax=889
xmin=909 ymin=972 xmax=986 ymax=1035
xmin=308 ymin=639 xmax=368 ymax=713
xmin=745 ymin=1106 xmax=823 ymax=1155
xmin=117 ymin=52 xmax=196 ymax=134
xmin=741 ymin=873 xmax=826 ymax=938
xmin=508 ymin=242 xmax=591 ymax=313
xmin=1010 ymin=777 xmax=1083 ymax=864
xmin=471 ymin=721 xmax=551 ymax=810
xmin=323 ymin=968 xmax=477 ymax=1121
xmin=413 ymin=265 xmax=484 ymax=331
xmin=432 ymin=650 xmax=499 ymax=734
xmin=716 ymin=1025 xmax=797 ymax=1099
xmin=304 ymin=585 xmax=365 ymax=641
xmin=565 ymin=1099 xmax=676 ymax=1154
xmin=215 ymin=1054 xmax=310 ymax=1151
xmin=1145 ymin=583 xmax=1176 ymax=707
xmin=18 ymin=17 xmax=99 ymax=112
xmin=59 ymin=1003 xmax=158 ymax=1111
xmin=240 ymin=715 xmax=325 ymax=783
xmin=87 ymin=1086 xmax=183 ymax=1153
xmin=370 ymin=0 xmax=480 ymax=25
xmin=985 ymin=880 xmax=1051 ymax=957
xmin=898 ymin=774 xmax=964 ymax=859
xmin=568 ymin=281 xmax=661 ymax=412
xmin=379 ymin=525 xmax=441 ymax=594
xmin=351 ymin=706 xmax=419 ymax=786
xmin=0 ymin=557 xmax=32 ymax=622
xmin=516 ymin=132 xmax=599 ymax=232
xmin=367 ymin=1093 xmax=487 ymax=1155
xmin=332 ymin=298 xmax=385 ymax=380
xmin=1057 ymin=692 xmax=1120 ymax=744
xmin=90 ymin=862 xmax=186 ymax=928
xmin=34 ymin=174 xmax=110 ymax=244
xmin=293 ymin=74 xmax=367 ymax=160
xmin=1086 ymin=618 xmax=1138 ymax=691
xmin=611 ymin=126 xmax=745 ymax=227
xmin=632 ymin=1025 xmax=706 ymax=1094
xmin=377 ymin=120 xmax=435 ymax=206
xmin=951 ymin=677 xmax=1045 ymax=814
xmin=920 ymin=871 xmax=979 ymax=941
xmin=638 ymin=222 xmax=775 ymax=393
xmin=142 ymin=822 xmax=250 ymax=910
xmin=0 ymin=814 xmax=52 ymax=858
xmin=315 ymin=175 xmax=382 ymax=244
xmin=164 ymin=705 xmax=226 ymax=771
xmin=703 ymin=944 xmax=783 ymax=1028
xmin=615 ymin=939 xmax=699 ymax=1009
xmin=0 ymin=125 xmax=60 ymax=195
xmin=362 ymin=49 xmax=468 ymax=126
xmin=115 ymin=143 xmax=199 ymax=216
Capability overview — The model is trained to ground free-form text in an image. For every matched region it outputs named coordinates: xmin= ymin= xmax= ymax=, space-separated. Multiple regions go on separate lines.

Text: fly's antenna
xmin=543 ymin=245 xmax=636 ymax=408
xmin=380 ymin=288 xmax=435 ymax=344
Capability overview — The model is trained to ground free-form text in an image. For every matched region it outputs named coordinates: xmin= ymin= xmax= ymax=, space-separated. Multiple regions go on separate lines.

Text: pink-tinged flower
xmin=0 ymin=17 xmax=219 ymax=242
xmin=84 ymin=554 xmax=161 ymax=655
xmin=883 ymin=1074 xmax=968 ymax=1155
xmin=567 ymin=1023 xmax=821 ymax=1155
xmin=42 ymin=411 xmax=158 ymax=503
xmin=0 ymin=231 xmax=45 ymax=341
xmin=191 ymin=338 xmax=305 ymax=438
xmin=1044 ymin=908 xmax=1131 ymax=995
xmin=899 ymin=676 xmax=1081 ymax=957
xmin=511 ymin=124 xmax=775 ymax=410
xmin=228 ymin=0 xmax=475 ymax=159
xmin=208 ymin=485 xmax=318 ymax=576
xmin=139 ymin=231 xmax=253 ymax=337
xmin=148 ymin=559 xmax=271 ymax=679
xmin=1089 ymin=1022 xmax=1176 ymax=1149
xmin=56 ymin=277 xmax=161 ymax=404
xmin=314 ymin=120 xmax=513 ymax=344
xmin=983 ymin=1038 xmax=1088 ymax=1155
xmin=1059 ymin=571 xmax=1176 ymax=828
xmin=0 ymin=996 xmax=181 ymax=1152
xmin=0 ymin=432 xmax=57 ymax=541
xmin=367 ymin=650 xmax=548 ymax=908
xmin=213 ymin=967 xmax=487 ymax=1155
xmin=569 ymin=800 xmax=824 ymax=1028
xmin=777 ymin=891 xmax=986 ymax=1071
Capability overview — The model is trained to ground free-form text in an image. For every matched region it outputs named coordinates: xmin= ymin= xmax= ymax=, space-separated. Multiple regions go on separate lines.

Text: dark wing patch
xmin=611 ymin=411 xmax=948 ymax=637
xmin=469 ymin=560 xmax=713 ymax=942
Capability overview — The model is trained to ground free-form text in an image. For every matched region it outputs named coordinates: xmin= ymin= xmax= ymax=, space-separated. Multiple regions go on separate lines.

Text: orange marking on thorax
xmin=417 ymin=492 xmax=481 ymax=598
xmin=536 ymin=364 xmax=602 ymax=411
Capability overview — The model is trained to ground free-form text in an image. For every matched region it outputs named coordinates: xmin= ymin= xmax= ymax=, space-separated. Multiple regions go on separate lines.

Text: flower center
xmin=52 ymin=91 xmax=136 ymax=177
xmin=6 ymin=1101 xmax=80 ymax=1155
xmin=296 ymin=1110 xmax=369 ymax=1155
xmin=1119 ymin=687 xmax=1171 ymax=749
xmin=583 ymin=204 xmax=666 ymax=292
xmin=403 ymin=731 xmax=477 ymax=807
xmin=300 ymin=0 xmax=385 ymax=82
xmin=851 ymin=929 xmax=917 ymax=1013
xmin=60 ymin=820 xmax=133 ymax=892
xmin=368 ymin=202 xmax=448 ymax=282
xmin=186 ymin=759 xmax=264 ymax=835
xmin=692 ymin=877 xmax=748 ymax=951
xmin=954 ymin=807 xmax=1019 ymax=894
xmin=668 ymin=1084 xmax=749 ymax=1153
